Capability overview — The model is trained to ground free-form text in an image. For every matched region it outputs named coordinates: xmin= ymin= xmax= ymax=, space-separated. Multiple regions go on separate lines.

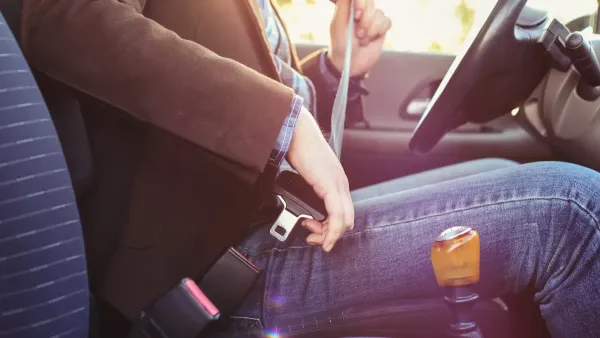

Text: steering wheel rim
xmin=409 ymin=0 xmax=529 ymax=155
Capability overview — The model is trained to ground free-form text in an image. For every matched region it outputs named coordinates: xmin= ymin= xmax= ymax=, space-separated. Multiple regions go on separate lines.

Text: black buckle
xmin=129 ymin=278 xmax=220 ymax=338
xmin=199 ymin=248 xmax=260 ymax=315
xmin=129 ymin=248 xmax=260 ymax=338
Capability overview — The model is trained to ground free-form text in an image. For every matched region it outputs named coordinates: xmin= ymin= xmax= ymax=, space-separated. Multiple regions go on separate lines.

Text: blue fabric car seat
xmin=0 ymin=8 xmax=90 ymax=338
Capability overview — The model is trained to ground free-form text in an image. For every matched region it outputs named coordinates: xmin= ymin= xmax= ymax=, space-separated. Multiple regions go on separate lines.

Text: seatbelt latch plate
xmin=270 ymin=195 xmax=312 ymax=241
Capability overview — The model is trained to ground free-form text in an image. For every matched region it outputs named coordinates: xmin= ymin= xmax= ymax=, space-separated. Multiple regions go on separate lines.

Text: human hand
xmin=328 ymin=0 xmax=392 ymax=77
xmin=286 ymin=107 xmax=354 ymax=252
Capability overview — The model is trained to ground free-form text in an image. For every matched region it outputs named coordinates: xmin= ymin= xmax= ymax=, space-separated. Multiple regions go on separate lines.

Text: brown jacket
xmin=22 ymin=0 xmax=294 ymax=181
xmin=20 ymin=0 xmax=341 ymax=319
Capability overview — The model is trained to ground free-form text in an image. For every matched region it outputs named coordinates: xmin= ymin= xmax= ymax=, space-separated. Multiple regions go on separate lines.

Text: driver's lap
xmin=229 ymin=162 xmax=600 ymax=337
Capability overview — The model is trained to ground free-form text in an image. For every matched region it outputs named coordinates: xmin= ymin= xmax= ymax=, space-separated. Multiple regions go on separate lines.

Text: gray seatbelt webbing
xmin=328 ymin=0 xmax=354 ymax=158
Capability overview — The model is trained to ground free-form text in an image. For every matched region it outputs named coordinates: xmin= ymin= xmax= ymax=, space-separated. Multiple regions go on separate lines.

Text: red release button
xmin=183 ymin=279 xmax=219 ymax=317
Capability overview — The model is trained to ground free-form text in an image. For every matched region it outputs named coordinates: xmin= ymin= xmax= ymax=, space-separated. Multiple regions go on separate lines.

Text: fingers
xmin=306 ymin=231 xmax=326 ymax=246
xmin=364 ymin=10 xmax=391 ymax=43
xmin=355 ymin=1 xmax=391 ymax=44
xmin=303 ymin=218 xmax=324 ymax=234
xmin=305 ymin=220 xmax=325 ymax=246
xmin=304 ymin=177 xmax=353 ymax=251
xmin=354 ymin=0 xmax=367 ymax=20
xmin=341 ymin=180 xmax=355 ymax=231
xmin=321 ymin=186 xmax=345 ymax=252
xmin=322 ymin=219 xmax=343 ymax=252
xmin=334 ymin=0 xmax=368 ymax=24
xmin=321 ymin=176 xmax=354 ymax=252
xmin=305 ymin=219 xmax=327 ymax=246
xmin=356 ymin=0 xmax=374 ymax=39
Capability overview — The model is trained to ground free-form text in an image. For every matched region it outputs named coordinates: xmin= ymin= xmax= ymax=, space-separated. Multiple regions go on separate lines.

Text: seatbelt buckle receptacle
xmin=129 ymin=279 xmax=220 ymax=338
xmin=199 ymin=248 xmax=260 ymax=315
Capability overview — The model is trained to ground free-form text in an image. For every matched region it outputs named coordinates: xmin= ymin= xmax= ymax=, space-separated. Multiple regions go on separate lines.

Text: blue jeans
xmin=231 ymin=162 xmax=600 ymax=337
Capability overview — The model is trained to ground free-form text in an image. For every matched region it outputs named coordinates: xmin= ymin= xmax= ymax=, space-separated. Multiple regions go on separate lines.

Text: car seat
xmin=0 ymin=9 xmax=90 ymax=337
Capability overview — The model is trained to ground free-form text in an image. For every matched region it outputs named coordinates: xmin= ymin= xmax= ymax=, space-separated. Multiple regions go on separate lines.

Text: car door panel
xmin=296 ymin=44 xmax=552 ymax=189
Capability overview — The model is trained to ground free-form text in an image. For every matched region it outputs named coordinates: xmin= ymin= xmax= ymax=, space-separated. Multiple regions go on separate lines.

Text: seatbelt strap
xmin=328 ymin=0 xmax=355 ymax=158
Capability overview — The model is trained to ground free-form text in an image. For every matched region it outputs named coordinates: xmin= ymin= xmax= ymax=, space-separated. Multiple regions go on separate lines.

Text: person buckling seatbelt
xmin=20 ymin=0 xmax=382 ymax=323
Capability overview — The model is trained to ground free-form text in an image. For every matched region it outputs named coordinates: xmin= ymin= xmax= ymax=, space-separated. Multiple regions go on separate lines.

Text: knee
xmin=474 ymin=158 xmax=520 ymax=169
xmin=523 ymin=161 xmax=599 ymax=187
xmin=523 ymin=161 xmax=600 ymax=223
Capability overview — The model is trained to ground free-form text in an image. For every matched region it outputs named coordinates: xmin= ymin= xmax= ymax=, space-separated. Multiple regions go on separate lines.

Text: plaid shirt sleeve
xmin=268 ymin=94 xmax=303 ymax=167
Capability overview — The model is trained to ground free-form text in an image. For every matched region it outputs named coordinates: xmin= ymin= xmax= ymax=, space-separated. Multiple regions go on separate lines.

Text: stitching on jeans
xmin=272 ymin=308 xmax=427 ymax=335
xmin=351 ymin=196 xmax=600 ymax=234
xmin=257 ymin=196 xmax=599 ymax=255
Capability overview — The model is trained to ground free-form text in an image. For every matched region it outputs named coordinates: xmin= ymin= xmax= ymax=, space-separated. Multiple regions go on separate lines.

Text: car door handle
xmin=406 ymin=98 xmax=432 ymax=116
xmin=400 ymin=79 xmax=441 ymax=121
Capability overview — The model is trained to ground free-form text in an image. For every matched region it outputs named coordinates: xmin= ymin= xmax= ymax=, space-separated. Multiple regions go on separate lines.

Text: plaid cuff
xmin=318 ymin=51 xmax=369 ymax=101
xmin=269 ymin=95 xmax=303 ymax=167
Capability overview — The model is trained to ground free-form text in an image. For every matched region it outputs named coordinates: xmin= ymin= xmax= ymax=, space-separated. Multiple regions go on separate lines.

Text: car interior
xmin=2 ymin=0 xmax=600 ymax=337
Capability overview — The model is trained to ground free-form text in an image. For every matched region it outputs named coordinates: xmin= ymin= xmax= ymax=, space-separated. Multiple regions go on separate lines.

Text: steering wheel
xmin=409 ymin=0 xmax=533 ymax=154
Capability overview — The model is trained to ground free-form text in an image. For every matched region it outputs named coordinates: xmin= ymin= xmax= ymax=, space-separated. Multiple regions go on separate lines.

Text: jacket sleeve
xmin=20 ymin=0 xmax=295 ymax=183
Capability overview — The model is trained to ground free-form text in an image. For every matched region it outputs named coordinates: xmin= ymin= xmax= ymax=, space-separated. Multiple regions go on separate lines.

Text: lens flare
xmin=266 ymin=294 xmax=287 ymax=310
xmin=263 ymin=331 xmax=282 ymax=338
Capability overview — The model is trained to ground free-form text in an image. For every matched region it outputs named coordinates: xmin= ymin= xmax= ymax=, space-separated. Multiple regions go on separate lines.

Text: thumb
xmin=333 ymin=0 xmax=366 ymax=26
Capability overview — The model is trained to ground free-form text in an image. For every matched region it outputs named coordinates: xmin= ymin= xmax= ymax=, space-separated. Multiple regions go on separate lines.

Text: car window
xmin=276 ymin=0 xmax=598 ymax=54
